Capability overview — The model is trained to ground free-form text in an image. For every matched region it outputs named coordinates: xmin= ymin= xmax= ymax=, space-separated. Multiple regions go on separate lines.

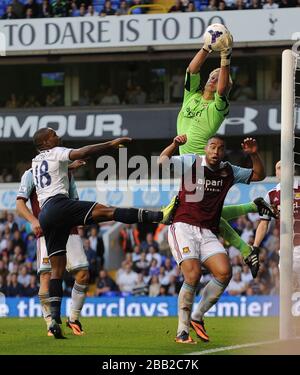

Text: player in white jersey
xmin=16 ymin=162 xmax=89 ymax=336
xmin=31 ymin=127 xmax=175 ymax=339
xmin=253 ymin=161 xmax=300 ymax=289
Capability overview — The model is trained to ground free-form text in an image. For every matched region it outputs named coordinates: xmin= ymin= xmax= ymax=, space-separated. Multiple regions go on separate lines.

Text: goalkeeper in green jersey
xmin=174 ymin=37 xmax=277 ymax=278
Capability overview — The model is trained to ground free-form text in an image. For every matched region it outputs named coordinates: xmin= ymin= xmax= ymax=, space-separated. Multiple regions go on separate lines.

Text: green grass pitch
xmin=0 ymin=317 xmax=300 ymax=355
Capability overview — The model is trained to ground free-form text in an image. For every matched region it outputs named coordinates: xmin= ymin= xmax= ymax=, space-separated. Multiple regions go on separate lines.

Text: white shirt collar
xmin=200 ymin=155 xmax=225 ymax=171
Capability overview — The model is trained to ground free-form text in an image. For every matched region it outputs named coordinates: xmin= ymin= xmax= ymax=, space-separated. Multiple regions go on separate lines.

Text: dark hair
xmin=207 ymin=135 xmax=225 ymax=145
xmin=33 ymin=128 xmax=51 ymax=150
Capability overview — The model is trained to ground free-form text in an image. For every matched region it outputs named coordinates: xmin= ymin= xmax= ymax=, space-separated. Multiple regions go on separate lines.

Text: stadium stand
xmin=0 ymin=210 xmax=280 ymax=298
xmin=0 ymin=0 xmax=299 ymax=19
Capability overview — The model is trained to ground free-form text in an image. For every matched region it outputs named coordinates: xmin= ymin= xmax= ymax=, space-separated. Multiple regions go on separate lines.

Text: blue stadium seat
xmin=194 ymin=0 xmax=202 ymax=10
xmin=0 ymin=2 xmax=7 ymax=11
xmin=101 ymin=291 xmax=120 ymax=297
xmin=93 ymin=0 xmax=106 ymax=6
xmin=120 ymin=291 xmax=132 ymax=297
xmin=0 ymin=6 xmax=5 ymax=17
xmin=111 ymin=0 xmax=120 ymax=8
xmin=94 ymin=4 xmax=102 ymax=13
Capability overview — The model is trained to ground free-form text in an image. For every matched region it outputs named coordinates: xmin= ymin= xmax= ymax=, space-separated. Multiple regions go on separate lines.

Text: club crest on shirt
xmin=182 ymin=247 xmax=190 ymax=254
xmin=42 ymin=258 xmax=50 ymax=264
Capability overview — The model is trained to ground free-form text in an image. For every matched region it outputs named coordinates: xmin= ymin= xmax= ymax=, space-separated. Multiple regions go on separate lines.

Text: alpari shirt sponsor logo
xmin=0 ymin=114 xmax=128 ymax=138
xmin=198 ymin=178 xmax=223 ymax=193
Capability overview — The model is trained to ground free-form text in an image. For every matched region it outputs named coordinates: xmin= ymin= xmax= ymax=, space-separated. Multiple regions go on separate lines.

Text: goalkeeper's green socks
xmin=219 ymin=217 xmax=252 ymax=258
xmin=221 ymin=202 xmax=257 ymax=221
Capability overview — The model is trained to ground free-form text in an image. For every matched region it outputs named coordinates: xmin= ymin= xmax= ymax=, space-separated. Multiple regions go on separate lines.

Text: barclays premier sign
xmin=1 ymin=295 xmax=300 ymax=318
xmin=0 ymin=9 xmax=299 ymax=55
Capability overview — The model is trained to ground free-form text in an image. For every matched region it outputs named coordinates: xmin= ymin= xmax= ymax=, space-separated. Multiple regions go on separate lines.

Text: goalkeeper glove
xmin=220 ymin=47 xmax=232 ymax=67
xmin=220 ymin=32 xmax=233 ymax=67
xmin=202 ymin=42 xmax=212 ymax=54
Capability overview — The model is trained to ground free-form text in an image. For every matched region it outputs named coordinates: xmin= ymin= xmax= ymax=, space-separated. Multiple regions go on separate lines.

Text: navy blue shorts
xmin=39 ymin=194 xmax=97 ymax=257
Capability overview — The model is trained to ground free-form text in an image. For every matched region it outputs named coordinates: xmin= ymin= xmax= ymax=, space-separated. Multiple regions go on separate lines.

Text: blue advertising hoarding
xmin=0 ymin=181 xmax=277 ymax=210
xmin=2 ymin=295 xmax=300 ymax=318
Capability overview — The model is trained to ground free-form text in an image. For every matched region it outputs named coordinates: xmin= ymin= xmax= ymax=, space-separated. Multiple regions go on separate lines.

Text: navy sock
xmin=49 ymin=279 xmax=63 ymax=324
xmin=113 ymin=208 xmax=162 ymax=223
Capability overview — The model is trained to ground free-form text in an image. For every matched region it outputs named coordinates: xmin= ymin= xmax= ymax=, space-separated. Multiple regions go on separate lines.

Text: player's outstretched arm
xmin=241 ymin=138 xmax=266 ymax=181
xmin=217 ymin=66 xmax=231 ymax=97
xmin=188 ymin=48 xmax=210 ymax=74
xmin=253 ymin=220 xmax=269 ymax=247
xmin=68 ymin=159 xmax=87 ymax=170
xmin=158 ymin=135 xmax=187 ymax=166
xmin=69 ymin=137 xmax=132 ymax=161
xmin=217 ymin=30 xmax=233 ymax=96
xmin=217 ymin=34 xmax=233 ymax=96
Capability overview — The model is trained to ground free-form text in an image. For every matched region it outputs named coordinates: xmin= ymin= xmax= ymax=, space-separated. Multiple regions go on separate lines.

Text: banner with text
xmin=0 ymin=103 xmax=287 ymax=142
xmin=1 ymin=294 xmax=300 ymax=318
xmin=0 ymin=180 xmax=276 ymax=210
xmin=0 ymin=9 xmax=299 ymax=55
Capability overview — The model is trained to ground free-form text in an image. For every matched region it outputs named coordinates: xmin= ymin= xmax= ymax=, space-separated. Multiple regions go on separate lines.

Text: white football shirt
xmin=32 ymin=147 xmax=73 ymax=206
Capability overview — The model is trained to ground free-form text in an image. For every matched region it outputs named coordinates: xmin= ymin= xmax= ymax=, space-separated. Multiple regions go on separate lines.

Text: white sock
xmin=69 ymin=282 xmax=88 ymax=322
xmin=38 ymin=292 xmax=52 ymax=329
xmin=191 ymin=278 xmax=227 ymax=322
xmin=177 ymin=282 xmax=196 ymax=336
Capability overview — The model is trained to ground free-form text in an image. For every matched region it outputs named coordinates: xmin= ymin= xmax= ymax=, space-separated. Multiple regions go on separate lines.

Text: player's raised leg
xmin=220 ymin=214 xmax=261 ymax=278
xmin=222 ymin=198 xmax=276 ymax=221
xmin=92 ymin=203 xmax=175 ymax=226
xmin=219 ymin=217 xmax=252 ymax=258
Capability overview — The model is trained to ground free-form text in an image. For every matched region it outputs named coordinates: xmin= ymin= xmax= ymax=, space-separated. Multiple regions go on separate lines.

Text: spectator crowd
xmin=0 ymin=209 xmax=280 ymax=299
xmin=1 ymin=0 xmax=299 ymax=20
xmin=2 ymin=84 xmax=148 ymax=109
xmin=1 ymin=0 xmax=150 ymax=18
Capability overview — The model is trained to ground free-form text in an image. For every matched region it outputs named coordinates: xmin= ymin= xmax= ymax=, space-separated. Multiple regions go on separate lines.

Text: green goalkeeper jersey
xmin=177 ymin=70 xmax=230 ymax=155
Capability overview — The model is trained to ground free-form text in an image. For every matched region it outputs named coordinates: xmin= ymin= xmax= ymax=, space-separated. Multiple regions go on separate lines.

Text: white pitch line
xmin=187 ymin=337 xmax=300 ymax=355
